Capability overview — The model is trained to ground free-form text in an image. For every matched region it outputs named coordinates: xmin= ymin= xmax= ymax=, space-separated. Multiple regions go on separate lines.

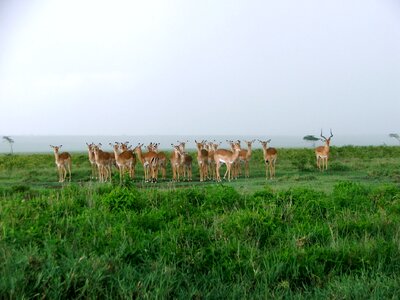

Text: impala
xmin=110 ymin=142 xmax=136 ymax=183
xmin=195 ymin=140 xmax=209 ymax=182
xmin=92 ymin=143 xmax=113 ymax=182
xmin=86 ymin=142 xmax=97 ymax=179
xmin=315 ymin=129 xmax=333 ymax=171
xmin=258 ymin=139 xmax=278 ymax=179
xmin=50 ymin=145 xmax=71 ymax=182
xmin=119 ymin=141 xmax=136 ymax=177
xmin=226 ymin=140 xmax=240 ymax=179
xmin=238 ymin=140 xmax=255 ymax=178
xmin=148 ymin=142 xmax=167 ymax=180
xmin=206 ymin=141 xmax=220 ymax=180
xmin=213 ymin=141 xmax=241 ymax=182
xmin=134 ymin=144 xmax=159 ymax=182
xmin=177 ymin=140 xmax=193 ymax=181
xmin=170 ymin=144 xmax=182 ymax=182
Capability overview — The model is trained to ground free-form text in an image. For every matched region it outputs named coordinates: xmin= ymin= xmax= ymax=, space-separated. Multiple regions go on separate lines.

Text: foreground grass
xmin=0 ymin=146 xmax=400 ymax=298
xmin=1 ymin=183 xmax=400 ymax=298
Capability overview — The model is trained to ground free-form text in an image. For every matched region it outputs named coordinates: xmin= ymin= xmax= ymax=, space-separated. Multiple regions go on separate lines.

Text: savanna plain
xmin=1 ymin=145 xmax=400 ymax=298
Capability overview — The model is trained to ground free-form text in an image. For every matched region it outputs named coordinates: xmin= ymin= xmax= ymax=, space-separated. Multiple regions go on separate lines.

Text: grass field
xmin=1 ymin=146 xmax=400 ymax=298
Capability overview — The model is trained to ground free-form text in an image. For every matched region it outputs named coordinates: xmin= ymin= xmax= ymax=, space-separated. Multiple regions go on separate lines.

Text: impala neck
xmin=232 ymin=148 xmax=241 ymax=161
xmin=53 ymin=150 xmax=60 ymax=161
xmin=135 ymin=147 xmax=145 ymax=164
xmin=247 ymin=144 xmax=253 ymax=156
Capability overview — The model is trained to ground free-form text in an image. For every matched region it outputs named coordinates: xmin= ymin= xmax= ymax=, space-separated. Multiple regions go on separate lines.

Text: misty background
xmin=1 ymin=0 xmax=399 ymax=143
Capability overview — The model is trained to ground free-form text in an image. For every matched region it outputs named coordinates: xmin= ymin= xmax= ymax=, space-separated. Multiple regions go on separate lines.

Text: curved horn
xmin=320 ymin=129 xmax=327 ymax=140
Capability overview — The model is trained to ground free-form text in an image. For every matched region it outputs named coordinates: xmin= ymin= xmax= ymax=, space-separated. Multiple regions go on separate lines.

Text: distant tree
xmin=2 ymin=136 xmax=14 ymax=155
xmin=389 ymin=133 xmax=400 ymax=144
xmin=303 ymin=135 xmax=319 ymax=147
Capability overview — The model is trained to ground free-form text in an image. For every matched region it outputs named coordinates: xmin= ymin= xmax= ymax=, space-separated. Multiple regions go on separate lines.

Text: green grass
xmin=1 ymin=146 xmax=400 ymax=298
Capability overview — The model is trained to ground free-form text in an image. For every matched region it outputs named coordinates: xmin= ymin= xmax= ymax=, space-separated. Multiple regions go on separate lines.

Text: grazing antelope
xmin=177 ymin=141 xmax=193 ymax=181
xmin=134 ymin=144 xmax=159 ymax=182
xmin=258 ymin=139 xmax=278 ymax=179
xmin=315 ymin=129 xmax=333 ymax=171
xmin=110 ymin=142 xmax=136 ymax=183
xmin=86 ymin=142 xmax=97 ymax=179
xmin=238 ymin=140 xmax=255 ymax=178
xmin=213 ymin=141 xmax=241 ymax=182
xmin=50 ymin=145 xmax=71 ymax=182
xmin=170 ymin=144 xmax=182 ymax=182
xmin=195 ymin=140 xmax=209 ymax=182
xmin=92 ymin=143 xmax=113 ymax=182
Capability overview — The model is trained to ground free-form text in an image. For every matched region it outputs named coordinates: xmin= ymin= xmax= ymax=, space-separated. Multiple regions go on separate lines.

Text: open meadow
xmin=1 ymin=146 xmax=400 ymax=298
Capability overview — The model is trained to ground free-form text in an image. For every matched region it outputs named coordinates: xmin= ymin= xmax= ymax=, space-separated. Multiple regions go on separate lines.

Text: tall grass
xmin=1 ymin=181 xmax=400 ymax=298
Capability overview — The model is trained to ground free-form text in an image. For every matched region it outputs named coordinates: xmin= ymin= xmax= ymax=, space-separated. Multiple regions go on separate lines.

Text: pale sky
xmin=1 ymin=0 xmax=399 ymax=136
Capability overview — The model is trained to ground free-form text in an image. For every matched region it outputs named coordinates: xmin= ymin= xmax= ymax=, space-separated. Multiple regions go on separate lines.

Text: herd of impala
xmin=50 ymin=130 xmax=334 ymax=183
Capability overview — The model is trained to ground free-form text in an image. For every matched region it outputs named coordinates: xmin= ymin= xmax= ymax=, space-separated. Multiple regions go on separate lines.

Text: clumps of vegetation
xmin=289 ymin=150 xmax=315 ymax=172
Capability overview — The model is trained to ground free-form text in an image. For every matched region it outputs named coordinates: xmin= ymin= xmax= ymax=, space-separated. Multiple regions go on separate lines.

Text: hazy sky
xmin=1 ymin=0 xmax=399 ymax=136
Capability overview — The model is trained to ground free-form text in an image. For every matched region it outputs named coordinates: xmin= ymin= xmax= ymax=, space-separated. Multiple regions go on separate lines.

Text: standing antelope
xmin=195 ymin=140 xmax=209 ymax=182
xmin=177 ymin=141 xmax=193 ymax=181
xmin=213 ymin=141 xmax=241 ymax=182
xmin=50 ymin=145 xmax=71 ymax=182
xmin=110 ymin=142 xmax=136 ymax=183
xmin=92 ymin=144 xmax=113 ymax=182
xmin=315 ymin=129 xmax=333 ymax=171
xmin=119 ymin=142 xmax=137 ymax=176
xmin=134 ymin=144 xmax=159 ymax=182
xmin=148 ymin=142 xmax=167 ymax=180
xmin=170 ymin=144 xmax=182 ymax=182
xmin=86 ymin=142 xmax=97 ymax=179
xmin=206 ymin=141 xmax=220 ymax=180
xmin=259 ymin=139 xmax=278 ymax=179
xmin=238 ymin=140 xmax=255 ymax=178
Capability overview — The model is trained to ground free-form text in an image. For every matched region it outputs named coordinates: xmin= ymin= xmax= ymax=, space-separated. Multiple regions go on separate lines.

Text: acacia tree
xmin=2 ymin=136 xmax=14 ymax=155
xmin=389 ymin=133 xmax=400 ymax=144
xmin=303 ymin=135 xmax=319 ymax=147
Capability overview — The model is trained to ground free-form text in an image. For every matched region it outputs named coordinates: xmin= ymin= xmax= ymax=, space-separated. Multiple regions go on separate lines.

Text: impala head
xmin=86 ymin=142 xmax=96 ymax=153
xmin=320 ymin=129 xmax=333 ymax=145
xmin=177 ymin=140 xmax=188 ymax=152
xmin=258 ymin=139 xmax=271 ymax=148
xmin=50 ymin=145 xmax=62 ymax=153
xmin=194 ymin=140 xmax=205 ymax=150
xmin=109 ymin=142 xmax=120 ymax=152
xmin=172 ymin=144 xmax=182 ymax=155
xmin=233 ymin=142 xmax=241 ymax=152
xmin=120 ymin=142 xmax=130 ymax=151
xmin=212 ymin=141 xmax=221 ymax=151
xmin=92 ymin=144 xmax=100 ymax=155
xmin=134 ymin=143 xmax=144 ymax=152
xmin=244 ymin=140 xmax=255 ymax=147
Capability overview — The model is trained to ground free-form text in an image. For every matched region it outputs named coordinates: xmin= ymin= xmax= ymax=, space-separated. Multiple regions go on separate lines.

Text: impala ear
xmin=59 ymin=145 xmax=63 ymax=148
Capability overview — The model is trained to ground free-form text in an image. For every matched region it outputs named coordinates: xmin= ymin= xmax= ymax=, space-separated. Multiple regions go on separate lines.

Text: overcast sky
xmin=1 ymin=0 xmax=399 ymax=136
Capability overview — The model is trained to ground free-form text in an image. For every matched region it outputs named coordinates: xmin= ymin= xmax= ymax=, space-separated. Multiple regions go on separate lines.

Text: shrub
xmin=101 ymin=186 xmax=145 ymax=212
xmin=204 ymin=186 xmax=242 ymax=211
